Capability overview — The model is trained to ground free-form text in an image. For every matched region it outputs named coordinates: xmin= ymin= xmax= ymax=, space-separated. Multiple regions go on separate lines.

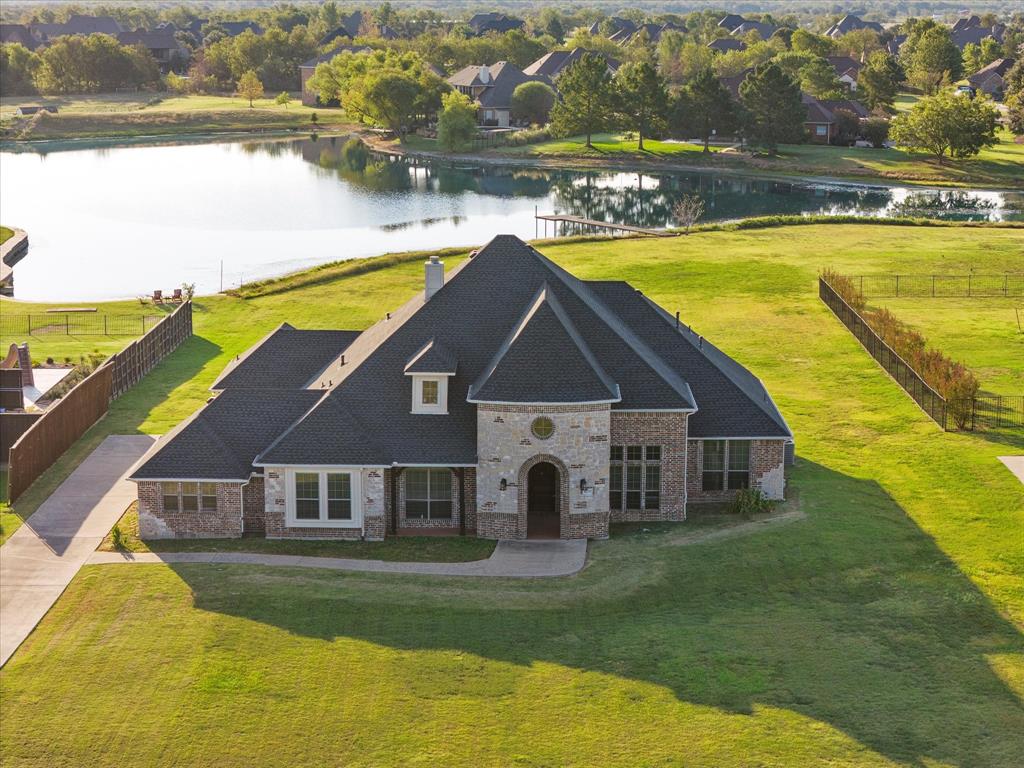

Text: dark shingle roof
xmin=468 ymin=284 xmax=620 ymax=404
xmin=211 ymin=325 xmax=360 ymax=390
xmin=524 ymin=49 xmax=619 ymax=78
xmin=405 ymin=338 xmax=457 ymax=374
xmin=300 ymin=45 xmax=373 ymax=69
xmin=129 ymin=389 xmax=322 ymax=481
xmin=708 ymin=38 xmax=747 ymax=53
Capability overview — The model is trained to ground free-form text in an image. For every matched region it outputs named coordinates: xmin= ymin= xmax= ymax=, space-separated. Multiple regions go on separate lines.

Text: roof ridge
xmin=523 ymin=244 xmax=696 ymax=410
xmin=252 ymin=390 xmax=333 ymax=465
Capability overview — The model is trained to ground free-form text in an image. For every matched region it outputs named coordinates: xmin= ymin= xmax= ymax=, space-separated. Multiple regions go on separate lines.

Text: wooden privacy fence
xmin=6 ymin=302 xmax=192 ymax=502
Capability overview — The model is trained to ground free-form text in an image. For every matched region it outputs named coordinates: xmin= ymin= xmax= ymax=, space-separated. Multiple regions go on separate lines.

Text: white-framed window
xmin=702 ymin=440 xmax=751 ymax=492
xmin=410 ymin=375 xmax=448 ymax=414
xmin=815 ymin=125 xmax=828 ymax=137
xmin=404 ymin=468 xmax=453 ymax=520
xmin=285 ymin=469 xmax=362 ymax=527
xmin=609 ymin=445 xmax=661 ymax=512
xmin=161 ymin=481 xmax=219 ymax=513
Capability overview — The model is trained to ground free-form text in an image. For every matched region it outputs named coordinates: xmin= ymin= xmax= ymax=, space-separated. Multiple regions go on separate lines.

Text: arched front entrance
xmin=526 ymin=461 xmax=561 ymax=539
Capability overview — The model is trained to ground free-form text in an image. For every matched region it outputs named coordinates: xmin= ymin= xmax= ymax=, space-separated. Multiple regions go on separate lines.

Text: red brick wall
xmin=687 ymin=439 xmax=787 ymax=504
xmin=608 ymin=411 xmax=688 ymax=522
xmin=242 ymin=477 xmax=265 ymax=535
xmin=136 ymin=480 xmax=243 ymax=539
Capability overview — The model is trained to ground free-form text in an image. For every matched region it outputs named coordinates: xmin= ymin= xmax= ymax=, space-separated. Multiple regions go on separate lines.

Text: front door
xmin=527 ymin=461 xmax=560 ymax=539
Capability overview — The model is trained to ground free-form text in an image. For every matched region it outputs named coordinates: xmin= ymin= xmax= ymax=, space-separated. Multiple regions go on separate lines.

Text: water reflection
xmin=1 ymin=135 xmax=1020 ymax=301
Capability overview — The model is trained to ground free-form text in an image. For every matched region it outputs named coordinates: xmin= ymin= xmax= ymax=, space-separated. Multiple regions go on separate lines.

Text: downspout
xmin=457 ymin=467 xmax=466 ymax=537
xmin=682 ymin=417 xmax=689 ymax=521
xmin=240 ymin=475 xmax=252 ymax=535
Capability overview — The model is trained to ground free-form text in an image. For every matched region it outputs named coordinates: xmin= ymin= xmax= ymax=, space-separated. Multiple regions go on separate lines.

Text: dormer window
xmin=404 ymin=338 xmax=457 ymax=416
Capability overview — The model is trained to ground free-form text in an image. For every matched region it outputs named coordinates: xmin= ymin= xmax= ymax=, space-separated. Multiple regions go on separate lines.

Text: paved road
xmin=0 ymin=435 xmax=156 ymax=667
xmin=89 ymin=538 xmax=589 ymax=578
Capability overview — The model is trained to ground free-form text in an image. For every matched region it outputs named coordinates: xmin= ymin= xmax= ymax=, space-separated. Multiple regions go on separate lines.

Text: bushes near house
xmin=731 ymin=488 xmax=775 ymax=519
xmin=820 ymin=268 xmax=980 ymax=406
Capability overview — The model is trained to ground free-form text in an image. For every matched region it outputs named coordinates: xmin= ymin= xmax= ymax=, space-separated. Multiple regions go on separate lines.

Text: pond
xmin=2 ymin=135 xmax=1021 ymax=301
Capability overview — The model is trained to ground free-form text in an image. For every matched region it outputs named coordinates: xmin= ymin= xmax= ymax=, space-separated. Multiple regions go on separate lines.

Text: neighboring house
xmin=0 ymin=23 xmax=40 ymax=49
xmin=319 ymin=25 xmax=353 ymax=46
xmin=824 ymin=14 xmax=883 ymax=39
xmin=719 ymin=68 xmax=754 ymax=99
xmin=129 ymin=235 xmax=792 ymax=542
xmin=718 ymin=14 xmax=746 ymax=31
xmin=803 ymin=94 xmax=870 ymax=143
xmin=952 ymin=16 xmax=982 ymax=34
xmin=117 ymin=30 xmax=186 ymax=70
xmin=447 ymin=62 xmax=551 ymax=127
xmin=708 ymin=38 xmax=747 ymax=54
xmin=523 ymin=48 xmax=619 ymax=79
xmin=610 ymin=22 xmax=686 ymax=46
xmin=951 ymin=23 xmax=1005 ymax=51
xmin=467 ymin=13 xmax=524 ymax=36
xmin=185 ymin=19 xmax=262 ymax=42
xmin=827 ymin=55 xmax=862 ymax=91
xmin=967 ymin=57 xmax=1016 ymax=98
xmin=885 ymin=34 xmax=906 ymax=56
xmin=31 ymin=14 xmax=122 ymax=41
xmin=730 ymin=21 xmax=777 ymax=40
xmin=299 ymin=45 xmax=373 ymax=106
xmin=588 ymin=17 xmax=636 ymax=37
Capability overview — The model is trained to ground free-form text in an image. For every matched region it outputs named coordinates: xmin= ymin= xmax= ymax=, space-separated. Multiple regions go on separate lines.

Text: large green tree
xmin=511 ymin=81 xmax=556 ymax=126
xmin=798 ymin=56 xmax=845 ymax=99
xmin=902 ymin=25 xmax=962 ymax=93
xmin=889 ymin=90 xmax=999 ymax=163
xmin=549 ymin=53 xmax=615 ymax=148
xmin=613 ymin=61 xmax=669 ymax=151
xmin=790 ymin=28 xmax=834 ymax=58
xmin=436 ymin=90 xmax=478 ymax=151
xmin=33 ymin=34 xmax=159 ymax=94
xmin=672 ymin=66 xmax=736 ymax=152
xmin=739 ymin=61 xmax=805 ymax=154
xmin=857 ymin=51 xmax=902 ymax=113
xmin=0 ymin=43 xmax=40 ymax=96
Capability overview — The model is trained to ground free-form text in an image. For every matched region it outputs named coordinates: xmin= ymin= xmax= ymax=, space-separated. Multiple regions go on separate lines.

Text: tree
xmin=857 ymin=51 xmax=901 ymax=113
xmin=1004 ymin=58 xmax=1024 ymax=100
xmin=275 ymin=91 xmax=291 ymax=107
xmin=614 ymin=61 xmax=669 ymax=151
xmin=237 ymin=69 xmax=264 ymax=107
xmin=549 ymin=53 xmax=615 ymax=148
xmin=1006 ymin=92 xmax=1024 ymax=135
xmin=799 ymin=56 xmax=845 ymax=99
xmin=33 ymin=34 xmax=160 ymax=94
xmin=861 ymin=116 xmax=890 ymax=148
xmin=739 ymin=61 xmax=805 ymax=154
xmin=672 ymin=67 xmax=736 ymax=152
xmin=437 ymin=90 xmax=477 ymax=151
xmin=790 ymin=28 xmax=834 ymax=58
xmin=0 ymin=43 xmax=40 ymax=96
xmin=673 ymin=194 xmax=705 ymax=233
xmin=904 ymin=26 xmax=962 ymax=94
xmin=889 ymin=91 xmax=999 ymax=163
xmin=511 ymin=81 xmax=556 ymax=125
xmin=834 ymin=29 xmax=882 ymax=59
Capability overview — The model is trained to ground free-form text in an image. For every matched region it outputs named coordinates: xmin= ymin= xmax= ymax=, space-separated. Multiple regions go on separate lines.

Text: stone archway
xmin=517 ymin=454 xmax=570 ymax=540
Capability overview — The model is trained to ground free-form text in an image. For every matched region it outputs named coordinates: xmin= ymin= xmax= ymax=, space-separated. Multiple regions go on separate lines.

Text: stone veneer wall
xmin=608 ymin=411 xmax=688 ymax=522
xmin=686 ymin=439 xmax=787 ymax=503
xmin=262 ymin=466 xmax=387 ymax=540
xmin=137 ymin=480 xmax=243 ymax=539
xmin=476 ymin=403 xmax=611 ymax=540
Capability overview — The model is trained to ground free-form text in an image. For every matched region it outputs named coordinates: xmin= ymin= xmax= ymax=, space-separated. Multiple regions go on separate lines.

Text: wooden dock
xmin=534 ymin=212 xmax=676 ymax=239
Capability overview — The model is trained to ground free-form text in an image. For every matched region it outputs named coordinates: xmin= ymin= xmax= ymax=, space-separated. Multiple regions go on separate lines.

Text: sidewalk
xmin=89 ymin=538 xmax=588 ymax=579
xmin=0 ymin=435 xmax=156 ymax=667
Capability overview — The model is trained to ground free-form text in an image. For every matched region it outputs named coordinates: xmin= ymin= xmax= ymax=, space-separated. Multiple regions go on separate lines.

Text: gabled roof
xmin=968 ymin=57 xmax=1015 ymax=84
xmin=320 ymin=25 xmax=353 ymax=45
xmin=523 ymin=48 xmax=619 ymax=78
xmin=117 ymin=30 xmax=180 ymax=49
xmin=708 ymin=38 xmax=747 ymax=53
xmin=211 ymin=325 xmax=360 ymax=390
xmin=405 ymin=338 xmax=457 ymax=375
xmin=129 ymin=388 xmax=322 ymax=481
xmin=827 ymin=56 xmax=861 ymax=76
xmin=468 ymin=284 xmax=620 ymax=404
xmin=953 ymin=16 xmax=981 ymax=33
xmin=718 ymin=14 xmax=746 ymax=30
xmin=0 ymin=24 xmax=39 ymax=49
xmin=731 ymin=21 xmax=777 ymax=39
xmin=951 ymin=25 xmax=1004 ymax=49
xmin=467 ymin=13 xmax=523 ymax=35
xmin=449 ymin=62 xmax=551 ymax=109
xmin=825 ymin=14 xmax=882 ymax=38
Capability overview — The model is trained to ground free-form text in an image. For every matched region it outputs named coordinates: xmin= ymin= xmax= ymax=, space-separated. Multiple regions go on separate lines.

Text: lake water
xmin=2 ymin=135 xmax=1021 ymax=301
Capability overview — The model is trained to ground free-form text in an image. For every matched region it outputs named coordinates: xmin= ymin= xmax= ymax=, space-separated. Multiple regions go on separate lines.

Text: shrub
xmin=110 ymin=524 xmax=126 ymax=551
xmin=506 ymin=126 xmax=551 ymax=146
xmin=731 ymin=488 xmax=775 ymax=519
xmin=862 ymin=117 xmax=890 ymax=148
xmin=820 ymin=268 xmax=866 ymax=311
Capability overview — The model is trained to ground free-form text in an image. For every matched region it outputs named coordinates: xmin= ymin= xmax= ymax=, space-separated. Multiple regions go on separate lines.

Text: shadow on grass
xmin=171 ymin=459 xmax=1024 ymax=766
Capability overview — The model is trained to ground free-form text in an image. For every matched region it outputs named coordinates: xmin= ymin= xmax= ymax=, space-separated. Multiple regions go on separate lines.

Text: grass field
xmin=0 ymin=92 xmax=353 ymax=141
xmin=487 ymin=129 xmax=1024 ymax=189
xmin=0 ymin=226 xmax=13 ymax=244
xmin=0 ymin=223 xmax=1022 ymax=766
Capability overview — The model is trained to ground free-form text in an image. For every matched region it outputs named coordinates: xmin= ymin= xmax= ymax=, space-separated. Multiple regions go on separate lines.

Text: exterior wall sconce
xmin=499 ymin=479 xmax=507 ymax=492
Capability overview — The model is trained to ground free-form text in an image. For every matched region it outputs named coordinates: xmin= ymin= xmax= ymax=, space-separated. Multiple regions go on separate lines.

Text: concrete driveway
xmin=0 ymin=435 xmax=156 ymax=667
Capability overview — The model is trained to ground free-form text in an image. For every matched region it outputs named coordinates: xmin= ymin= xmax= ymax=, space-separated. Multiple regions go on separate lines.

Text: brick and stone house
xmin=447 ymin=63 xmax=552 ymax=128
xmin=129 ymin=236 xmax=792 ymax=541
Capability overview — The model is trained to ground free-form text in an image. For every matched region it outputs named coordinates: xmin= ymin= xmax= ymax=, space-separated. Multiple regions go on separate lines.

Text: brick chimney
xmin=424 ymin=255 xmax=444 ymax=301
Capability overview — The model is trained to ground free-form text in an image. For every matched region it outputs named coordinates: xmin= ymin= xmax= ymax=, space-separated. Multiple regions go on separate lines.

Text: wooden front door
xmin=527 ymin=461 xmax=560 ymax=539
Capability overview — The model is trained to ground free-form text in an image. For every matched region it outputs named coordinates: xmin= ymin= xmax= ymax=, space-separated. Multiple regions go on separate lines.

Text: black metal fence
xmin=0 ymin=313 xmax=160 ymax=337
xmin=852 ymin=273 xmax=1024 ymax=298
xmin=949 ymin=395 xmax=1024 ymax=431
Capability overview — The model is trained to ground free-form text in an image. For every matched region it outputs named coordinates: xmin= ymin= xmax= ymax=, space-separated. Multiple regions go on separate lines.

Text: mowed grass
xmin=0 ymin=225 xmax=13 ymax=243
xmin=493 ymin=129 xmax=1024 ymax=189
xmin=0 ymin=92 xmax=351 ymax=141
xmin=1 ymin=224 xmax=1023 ymax=767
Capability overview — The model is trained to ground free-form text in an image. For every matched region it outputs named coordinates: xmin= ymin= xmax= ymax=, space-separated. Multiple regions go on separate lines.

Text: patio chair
xmin=171 ymin=288 xmax=183 ymax=303
xmin=152 ymin=290 xmax=163 ymax=304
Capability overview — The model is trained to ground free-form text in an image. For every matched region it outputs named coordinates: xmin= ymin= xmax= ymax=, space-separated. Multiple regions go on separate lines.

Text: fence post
xmin=895 ymin=274 xmax=899 ymax=297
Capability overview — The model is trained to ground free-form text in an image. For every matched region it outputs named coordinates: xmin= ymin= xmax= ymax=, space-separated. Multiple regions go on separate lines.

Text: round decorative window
xmin=531 ymin=416 xmax=555 ymax=440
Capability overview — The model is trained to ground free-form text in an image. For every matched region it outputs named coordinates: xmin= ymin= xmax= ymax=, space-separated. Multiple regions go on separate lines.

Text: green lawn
xmin=0 ymin=92 xmax=353 ymax=141
xmin=485 ymin=129 xmax=1024 ymax=190
xmin=1 ymin=223 xmax=1022 ymax=766
xmin=0 ymin=226 xmax=13 ymax=244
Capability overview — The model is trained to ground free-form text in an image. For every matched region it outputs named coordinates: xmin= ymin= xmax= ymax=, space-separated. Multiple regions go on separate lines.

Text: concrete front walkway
xmin=0 ymin=435 xmax=156 ymax=667
xmin=89 ymin=538 xmax=588 ymax=578
xmin=998 ymin=456 xmax=1024 ymax=485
